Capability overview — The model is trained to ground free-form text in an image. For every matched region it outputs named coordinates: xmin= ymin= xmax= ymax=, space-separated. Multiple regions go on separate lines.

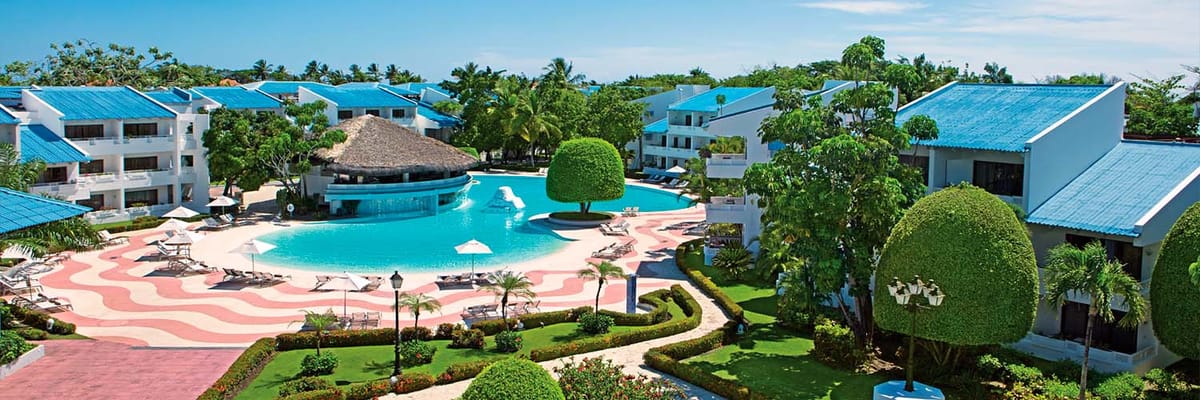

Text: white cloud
xmin=798 ymin=1 xmax=927 ymax=14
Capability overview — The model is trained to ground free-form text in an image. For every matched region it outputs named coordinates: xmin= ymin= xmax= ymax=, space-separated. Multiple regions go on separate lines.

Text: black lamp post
xmin=390 ymin=270 xmax=404 ymax=379
xmin=886 ymin=275 xmax=945 ymax=393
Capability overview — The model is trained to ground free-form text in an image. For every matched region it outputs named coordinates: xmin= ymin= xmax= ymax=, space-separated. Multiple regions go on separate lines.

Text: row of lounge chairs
xmin=460 ymin=301 xmax=540 ymax=321
xmin=312 ymin=274 xmax=385 ymax=291
xmin=98 ymin=230 xmax=129 ymax=246
xmin=157 ymin=258 xmax=215 ymax=275
xmin=10 ymin=293 xmax=73 ymax=313
xmin=622 ymin=207 xmax=639 ymax=217
xmin=199 ymin=214 xmax=240 ymax=231
xmin=343 ymin=311 xmax=382 ymax=330
xmin=640 ymin=175 xmax=690 ymax=189
xmin=600 ymin=221 xmax=630 ymax=236
xmin=436 ymin=272 xmax=492 ymax=287
xmin=592 ymin=240 xmax=634 ymax=259
xmin=222 ymin=268 xmax=292 ymax=286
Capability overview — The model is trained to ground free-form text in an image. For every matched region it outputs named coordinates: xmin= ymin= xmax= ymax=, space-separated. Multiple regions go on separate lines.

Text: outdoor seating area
xmin=98 ymin=230 xmax=128 ymax=246
xmin=221 ymin=268 xmax=292 ymax=286
xmin=640 ymin=174 xmax=667 ymax=184
xmin=600 ymin=220 xmax=630 ymax=235
xmin=459 ymin=300 xmax=539 ymax=322
xmin=591 ymin=240 xmax=634 ymax=259
xmin=622 ymin=206 xmax=640 ymax=217
xmin=156 ymin=258 xmax=216 ymax=276
xmin=435 ymin=272 xmax=493 ymax=288
xmin=312 ymin=273 xmax=384 ymax=291
xmin=10 ymin=293 xmax=73 ymax=313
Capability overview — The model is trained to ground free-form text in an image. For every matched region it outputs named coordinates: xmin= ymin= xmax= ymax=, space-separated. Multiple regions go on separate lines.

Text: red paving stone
xmin=0 ymin=340 xmax=241 ymax=400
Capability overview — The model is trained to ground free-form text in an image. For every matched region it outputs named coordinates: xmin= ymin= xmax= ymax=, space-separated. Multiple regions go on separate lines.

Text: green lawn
xmin=240 ymin=301 xmax=680 ymax=400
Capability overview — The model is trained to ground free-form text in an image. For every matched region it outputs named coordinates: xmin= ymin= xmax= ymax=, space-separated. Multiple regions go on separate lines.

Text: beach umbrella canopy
xmin=455 ymin=239 xmax=492 ymax=275
xmin=163 ymin=230 xmax=205 ymax=245
xmin=156 ymin=218 xmax=192 ymax=231
xmin=1 ymin=246 xmax=33 ymax=260
xmin=323 ymin=272 xmax=370 ymax=317
xmin=161 ymin=206 xmax=200 ymax=219
xmin=229 ymin=240 xmax=276 ymax=273
xmin=665 ymin=165 xmax=687 ymax=174
xmin=206 ymin=196 xmax=239 ymax=207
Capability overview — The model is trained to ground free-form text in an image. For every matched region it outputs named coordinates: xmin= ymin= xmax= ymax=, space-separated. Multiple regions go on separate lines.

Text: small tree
xmin=1151 ymin=202 xmax=1200 ymax=363
xmin=395 ymin=293 xmax=442 ymax=328
xmin=478 ymin=271 xmax=536 ymax=330
xmin=712 ymin=244 xmax=753 ymax=281
xmin=545 ymin=138 xmax=624 ymax=214
xmin=576 ymin=262 xmax=626 ymax=312
xmin=291 ymin=309 xmax=338 ymax=356
xmin=463 ymin=358 xmax=565 ymax=400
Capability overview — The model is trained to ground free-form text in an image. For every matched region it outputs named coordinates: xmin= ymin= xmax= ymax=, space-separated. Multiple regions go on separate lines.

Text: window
xmin=1060 ymin=302 xmax=1138 ymax=354
xmin=684 ymin=137 xmax=692 ymax=149
xmin=78 ymin=194 xmax=104 ymax=210
xmin=39 ymin=167 xmax=68 ymax=183
xmin=684 ymin=115 xmax=692 ymax=126
xmin=80 ymin=160 xmax=105 ymax=175
xmin=124 ymin=189 xmax=159 ymax=208
xmin=898 ymin=155 xmax=930 ymax=183
xmin=1064 ymin=235 xmax=1144 ymax=280
xmin=391 ymin=109 xmax=407 ymax=118
xmin=124 ymin=156 xmax=158 ymax=171
xmin=337 ymin=110 xmax=353 ymax=120
xmin=123 ymin=123 xmax=157 ymax=137
xmin=973 ymin=161 xmax=1024 ymax=196
xmin=180 ymin=155 xmax=194 ymax=167
xmin=365 ymin=109 xmax=380 ymax=116
xmin=65 ymin=124 xmax=104 ymax=139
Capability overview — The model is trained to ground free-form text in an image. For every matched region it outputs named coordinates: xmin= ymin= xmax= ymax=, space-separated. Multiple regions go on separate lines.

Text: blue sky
xmin=3 ymin=0 xmax=1197 ymax=83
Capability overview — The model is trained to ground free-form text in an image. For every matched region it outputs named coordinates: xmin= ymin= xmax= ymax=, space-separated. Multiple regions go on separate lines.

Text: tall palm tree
xmin=1043 ymin=241 xmax=1148 ymax=400
xmin=542 ymin=57 xmax=585 ymax=88
xmin=0 ymin=144 xmax=43 ymax=191
xmin=366 ymin=63 xmax=381 ymax=82
xmin=302 ymin=60 xmax=321 ymax=81
xmin=478 ymin=270 xmax=537 ymax=330
xmin=251 ymin=59 xmax=271 ymax=81
xmin=577 ymin=262 xmax=626 ymax=312
xmin=290 ymin=309 xmax=339 ymax=356
xmin=395 ymin=293 xmax=442 ymax=328
xmin=509 ymin=89 xmax=562 ymax=166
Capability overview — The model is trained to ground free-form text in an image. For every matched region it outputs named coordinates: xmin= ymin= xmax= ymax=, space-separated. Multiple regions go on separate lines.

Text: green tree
xmin=1126 ymin=75 xmax=1199 ymax=136
xmin=478 ymin=271 xmax=537 ymax=330
xmin=0 ymin=144 xmax=100 ymax=256
xmin=1042 ymin=73 xmax=1116 ymax=85
xmin=677 ymin=137 xmax=744 ymax=205
xmin=1151 ymin=202 xmax=1200 ymax=362
xmin=365 ymin=63 xmax=380 ymax=82
xmin=0 ymin=144 xmax=44 ymax=191
xmin=874 ymin=185 xmax=1038 ymax=365
xmin=545 ymin=138 xmax=625 ymax=213
xmin=542 ymin=57 xmax=585 ymax=89
xmin=251 ymin=59 xmax=271 ymax=81
xmin=386 ymin=66 xmax=423 ymax=84
xmin=301 ymin=60 xmax=321 ymax=81
xmin=201 ymin=109 xmax=273 ymax=196
xmin=0 ymin=61 xmax=35 ymax=85
xmin=981 ymin=62 xmax=1014 ymax=84
xmin=291 ymin=310 xmax=338 ymax=356
xmin=462 ymin=358 xmax=565 ymax=400
xmin=258 ymin=101 xmax=346 ymax=195
xmin=743 ymin=36 xmax=936 ymax=341
xmin=34 ymin=39 xmax=175 ymax=88
xmin=395 ymin=293 xmax=442 ymax=327
xmin=432 ymin=100 xmax=463 ymax=116
xmin=1043 ymin=241 xmax=1148 ymax=400
xmin=348 ymin=64 xmax=368 ymax=82
xmin=509 ymin=88 xmax=563 ymax=166
xmin=576 ymin=261 xmax=626 ymax=312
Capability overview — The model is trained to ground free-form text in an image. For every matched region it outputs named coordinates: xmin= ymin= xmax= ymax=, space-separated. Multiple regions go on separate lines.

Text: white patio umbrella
xmin=322 ymin=272 xmax=369 ymax=317
xmin=1 ymin=246 xmax=33 ymax=260
xmin=229 ymin=240 xmax=276 ymax=273
xmin=665 ymin=165 xmax=687 ymax=174
xmin=163 ymin=230 xmax=205 ymax=245
xmin=207 ymin=196 xmax=240 ymax=215
xmin=455 ymin=239 xmax=492 ymax=275
xmin=156 ymin=218 xmax=192 ymax=231
xmin=161 ymin=206 xmax=200 ymax=219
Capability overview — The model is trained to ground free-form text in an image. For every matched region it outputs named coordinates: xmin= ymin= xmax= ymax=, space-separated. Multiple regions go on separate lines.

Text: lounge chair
xmin=599 ymin=221 xmax=630 ymax=236
xmin=99 ymin=230 xmax=128 ymax=245
xmin=664 ymin=179 xmax=687 ymax=189
xmin=640 ymin=175 xmax=664 ymax=183
xmin=0 ymin=278 xmax=42 ymax=295
xmin=591 ymin=242 xmax=618 ymax=258
xmin=222 ymin=268 xmax=249 ymax=282
xmin=672 ymin=181 xmax=690 ymax=189
xmin=200 ymin=217 xmax=229 ymax=231
xmin=684 ymin=222 xmax=710 ymax=236
xmin=472 ymin=272 xmax=492 ymax=285
xmin=155 ymin=243 xmax=184 ymax=260
xmin=314 ymin=275 xmax=333 ymax=290
xmin=536 ymin=167 xmax=548 ymax=175
xmin=622 ymin=207 xmax=640 ymax=217
xmin=220 ymin=214 xmax=237 ymax=225
xmin=595 ymin=240 xmax=635 ymax=259
xmin=11 ymin=293 xmax=71 ymax=313
xmin=660 ymin=178 xmax=679 ymax=187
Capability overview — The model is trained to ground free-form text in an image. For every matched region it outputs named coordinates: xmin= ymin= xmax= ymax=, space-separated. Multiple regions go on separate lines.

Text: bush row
xmin=597 ymin=289 xmax=671 ymax=326
xmin=471 ymin=306 xmax=592 ymax=335
xmin=3 ymin=300 xmax=77 ymax=334
xmin=100 ymin=215 xmax=208 ymax=234
xmin=675 ymin=240 xmax=745 ymax=322
xmin=529 ymin=285 xmax=701 ymax=362
xmin=643 ymin=322 xmax=767 ymax=400
xmin=436 ymin=359 xmax=497 ymax=384
xmin=197 ymin=337 xmax=277 ymax=400
xmin=279 ymin=388 xmax=342 ymax=400
xmin=276 ymin=328 xmax=396 ymax=351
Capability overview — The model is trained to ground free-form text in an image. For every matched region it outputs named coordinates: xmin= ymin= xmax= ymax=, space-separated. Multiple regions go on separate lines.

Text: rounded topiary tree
xmin=874 ymin=184 xmax=1038 ymax=356
xmin=461 ymin=358 xmax=565 ymax=400
xmin=546 ymin=138 xmax=624 ymax=214
xmin=1151 ymin=202 xmax=1200 ymax=360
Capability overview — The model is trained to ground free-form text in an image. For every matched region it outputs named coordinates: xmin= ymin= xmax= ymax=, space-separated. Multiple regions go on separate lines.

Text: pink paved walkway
xmin=0 ymin=340 xmax=241 ymax=400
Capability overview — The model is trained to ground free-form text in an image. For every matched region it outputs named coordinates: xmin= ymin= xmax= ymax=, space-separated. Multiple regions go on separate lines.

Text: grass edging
xmin=198 ymin=337 xmax=278 ymax=400
xmin=644 ymin=322 xmax=768 ymax=400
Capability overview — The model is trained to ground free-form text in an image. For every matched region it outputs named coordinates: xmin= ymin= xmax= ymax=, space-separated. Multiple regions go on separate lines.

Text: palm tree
xmin=0 ymin=144 xmax=43 ymax=191
xmin=542 ymin=57 xmax=585 ymax=88
xmin=509 ymin=89 xmax=562 ymax=166
xmin=1043 ymin=241 xmax=1148 ymax=400
xmin=251 ymin=59 xmax=271 ymax=81
xmin=577 ymin=262 xmax=626 ymax=312
xmin=366 ymin=63 xmax=381 ymax=82
xmin=302 ymin=60 xmax=321 ymax=81
xmin=0 ymin=144 xmax=100 ymax=256
xmin=715 ymin=94 xmax=727 ymax=115
xmin=395 ymin=293 xmax=442 ymax=327
xmin=291 ymin=309 xmax=339 ymax=356
xmin=478 ymin=270 xmax=537 ymax=330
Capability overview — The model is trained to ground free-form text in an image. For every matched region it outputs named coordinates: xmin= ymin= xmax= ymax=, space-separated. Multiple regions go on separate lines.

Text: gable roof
xmin=669 ymin=87 xmax=770 ymax=112
xmin=19 ymin=124 xmax=90 ymax=164
xmin=248 ymin=81 xmax=331 ymax=95
xmin=0 ymin=187 xmax=91 ymax=234
xmin=32 ymin=86 xmax=176 ymax=120
xmin=0 ymin=86 xmax=25 ymax=100
xmin=395 ymin=83 xmax=449 ymax=96
xmin=0 ymin=107 xmax=17 ymax=124
xmin=644 ymin=118 xmax=668 ymax=133
xmin=1027 ymin=141 xmax=1200 ymax=237
xmin=416 ymin=102 xmax=460 ymax=127
xmin=896 ymin=83 xmax=1112 ymax=152
xmin=192 ymin=87 xmax=282 ymax=110
xmin=304 ymin=86 xmax=416 ymax=108
xmin=143 ymin=88 xmax=195 ymax=104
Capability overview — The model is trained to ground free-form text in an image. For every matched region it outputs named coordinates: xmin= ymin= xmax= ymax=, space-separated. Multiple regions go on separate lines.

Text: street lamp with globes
xmin=886 ymin=275 xmax=945 ymax=393
xmin=389 ymin=270 xmax=405 ymax=379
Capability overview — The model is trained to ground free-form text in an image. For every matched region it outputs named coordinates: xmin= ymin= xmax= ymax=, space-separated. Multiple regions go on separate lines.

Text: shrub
xmin=197 ymin=338 xmax=277 ymax=400
xmin=400 ymin=326 xmax=433 ymax=341
xmin=400 ymin=340 xmax=436 ymax=367
xmin=976 ymin=354 xmax=1004 ymax=379
xmin=392 ymin=372 xmax=436 ymax=394
xmin=276 ymin=328 xmax=395 ymax=350
xmin=458 ymin=146 xmax=480 ymax=159
xmin=1144 ymin=368 xmax=1189 ymax=397
xmin=435 ymin=323 xmax=461 ymax=340
xmin=812 ymin=319 xmax=867 ymax=370
xmin=546 ymin=138 xmax=625 ymax=214
xmin=555 ymin=356 xmax=684 ymax=400
xmin=462 ymin=358 xmax=565 ymax=400
xmin=13 ymin=327 xmax=48 ymax=340
xmin=343 ymin=379 xmax=391 ymax=400
xmin=712 ymin=244 xmax=753 ymax=281
xmin=598 ymin=289 xmax=671 ymax=326
xmin=1042 ymin=379 xmax=1082 ymax=399
xmin=578 ymin=311 xmax=614 ymax=334
xmin=299 ymin=353 xmax=338 ymax=376
xmin=495 ymin=330 xmax=523 ymax=353
xmin=0 ymin=330 xmax=33 ymax=365
xmin=875 ymin=184 xmax=1038 ymax=346
xmin=277 ymin=376 xmax=334 ymax=398
xmin=1151 ymin=202 xmax=1200 ymax=360
xmin=437 ymin=359 xmax=495 ymax=384
xmin=278 ymin=388 xmax=342 ymax=400
xmin=643 ymin=323 xmax=766 ymax=400
xmin=675 ymin=243 xmax=745 ymax=322
xmin=450 ymin=328 xmax=485 ymax=349
xmin=1003 ymin=363 xmax=1044 ymax=385
xmin=7 ymin=305 xmax=76 ymax=334
xmin=472 ymin=307 xmax=590 ymax=335
xmin=1093 ymin=373 xmax=1144 ymax=400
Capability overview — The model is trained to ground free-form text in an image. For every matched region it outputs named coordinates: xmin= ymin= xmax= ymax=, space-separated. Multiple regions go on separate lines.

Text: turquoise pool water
xmin=255 ymin=175 xmax=690 ymax=273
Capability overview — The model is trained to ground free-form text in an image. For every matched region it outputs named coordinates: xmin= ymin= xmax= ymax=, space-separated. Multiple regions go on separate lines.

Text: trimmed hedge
xmin=197 ymin=337 xmax=277 ymax=400
xmin=529 ymin=285 xmax=701 ymax=362
xmin=1151 ymin=201 xmax=1200 ymax=359
xmin=5 ymin=301 xmax=77 ymax=334
xmin=644 ymin=322 xmax=767 ymax=400
xmin=400 ymin=326 xmax=433 ymax=341
xmin=343 ymin=379 xmax=392 ymax=400
xmin=279 ymin=388 xmax=342 ymax=400
xmin=546 ymin=138 xmax=625 ymax=212
xmin=392 ymin=372 xmax=436 ymax=394
xmin=812 ymin=320 xmax=867 ymax=370
xmin=436 ymin=359 xmax=496 ymax=384
xmin=462 ymin=358 xmax=565 ymax=400
xmin=597 ymin=289 xmax=671 ymax=326
xmin=675 ymin=240 xmax=746 ymax=322
xmin=471 ymin=307 xmax=591 ymax=335
xmin=276 ymin=328 xmax=395 ymax=351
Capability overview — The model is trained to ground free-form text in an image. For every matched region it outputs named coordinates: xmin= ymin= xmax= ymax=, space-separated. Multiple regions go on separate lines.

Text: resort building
xmin=3 ymin=86 xmax=211 ymax=224
xmin=298 ymin=83 xmax=461 ymax=143
xmin=303 ymin=115 xmax=478 ymax=217
xmin=627 ymin=85 xmax=710 ymax=169
xmin=242 ymin=80 xmax=334 ymax=103
xmin=145 ymin=86 xmax=284 ymax=115
xmin=641 ymin=86 xmax=777 ymax=176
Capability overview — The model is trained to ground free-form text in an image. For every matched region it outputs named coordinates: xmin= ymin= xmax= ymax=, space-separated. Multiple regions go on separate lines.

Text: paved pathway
xmin=0 ymin=340 xmax=241 ymax=400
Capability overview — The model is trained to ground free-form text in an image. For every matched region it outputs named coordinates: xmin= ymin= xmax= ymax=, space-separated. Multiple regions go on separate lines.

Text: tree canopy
xmin=545 ymin=138 xmax=625 ymax=213
xmin=1151 ymin=201 xmax=1200 ymax=360
xmin=1126 ymin=75 xmax=1199 ymax=137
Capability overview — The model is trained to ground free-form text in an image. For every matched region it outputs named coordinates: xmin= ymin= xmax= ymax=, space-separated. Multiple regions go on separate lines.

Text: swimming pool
xmin=254 ymin=174 xmax=691 ymax=273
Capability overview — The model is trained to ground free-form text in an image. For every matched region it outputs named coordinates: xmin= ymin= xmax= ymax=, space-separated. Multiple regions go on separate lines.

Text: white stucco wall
xmin=1024 ymin=84 xmax=1126 ymax=211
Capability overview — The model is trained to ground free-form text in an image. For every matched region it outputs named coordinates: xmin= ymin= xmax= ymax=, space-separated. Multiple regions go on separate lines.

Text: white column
xmin=116 ymin=120 xmax=126 ymax=212
xmin=171 ymin=124 xmax=182 ymax=205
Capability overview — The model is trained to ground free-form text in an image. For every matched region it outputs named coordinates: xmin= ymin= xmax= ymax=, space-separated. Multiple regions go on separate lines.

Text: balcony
xmin=643 ymin=144 xmax=702 ymax=159
xmin=707 ymin=153 xmax=748 ymax=179
xmin=123 ymin=169 xmax=176 ymax=188
xmin=29 ymin=180 xmax=91 ymax=201
xmin=667 ymin=124 xmax=709 ymax=136
xmin=71 ymin=135 xmax=178 ymax=155
xmin=79 ymin=172 xmax=123 ymax=191
xmin=1011 ymin=333 xmax=1158 ymax=374
xmin=706 ymin=196 xmax=751 ymax=224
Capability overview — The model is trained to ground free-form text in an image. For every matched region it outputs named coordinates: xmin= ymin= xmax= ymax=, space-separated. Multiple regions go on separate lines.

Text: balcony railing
xmin=708 ymin=196 xmax=746 ymax=210
xmin=707 ymin=235 xmax=743 ymax=249
xmin=708 ymin=153 xmax=747 ymax=164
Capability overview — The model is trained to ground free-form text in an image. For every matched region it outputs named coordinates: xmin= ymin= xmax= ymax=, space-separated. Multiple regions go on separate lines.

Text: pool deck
xmin=16 ymin=175 xmax=708 ymax=348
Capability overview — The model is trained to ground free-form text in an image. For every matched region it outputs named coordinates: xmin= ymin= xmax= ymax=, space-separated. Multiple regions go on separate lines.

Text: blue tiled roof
xmin=644 ymin=118 xmax=668 ymax=133
xmin=0 ymin=86 xmax=25 ymax=100
xmin=0 ymin=187 xmax=90 ymax=234
xmin=382 ymin=85 xmax=419 ymax=96
xmin=304 ymin=86 xmax=416 ymax=108
xmin=0 ymin=107 xmax=17 ymax=124
xmin=1028 ymin=141 xmax=1200 ymax=237
xmin=821 ymin=80 xmax=852 ymax=91
xmin=192 ymin=87 xmax=282 ymax=110
xmin=144 ymin=88 xmax=193 ymax=104
xmin=669 ymin=87 xmax=769 ymax=112
xmin=897 ymin=83 xmax=1111 ymax=152
xmin=19 ymin=124 xmax=89 ymax=164
xmin=33 ymin=87 xmax=176 ymax=120
xmin=252 ymin=81 xmax=331 ymax=95
xmin=399 ymin=83 xmax=449 ymax=96
xmin=416 ymin=102 xmax=460 ymax=127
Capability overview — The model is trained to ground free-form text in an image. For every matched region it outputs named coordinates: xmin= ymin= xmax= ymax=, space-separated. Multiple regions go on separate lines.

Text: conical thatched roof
xmin=316 ymin=115 xmax=478 ymax=176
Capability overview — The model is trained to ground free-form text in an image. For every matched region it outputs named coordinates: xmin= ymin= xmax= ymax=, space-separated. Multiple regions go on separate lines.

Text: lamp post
xmin=390 ymin=270 xmax=404 ymax=379
xmin=886 ymin=275 xmax=945 ymax=393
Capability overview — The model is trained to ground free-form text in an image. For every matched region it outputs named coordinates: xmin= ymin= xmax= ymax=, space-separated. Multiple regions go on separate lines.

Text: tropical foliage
xmin=0 ymin=144 xmax=100 ymax=256
xmin=477 ymin=271 xmax=536 ymax=330
xmin=576 ymin=261 xmax=625 ymax=312
xmin=1126 ymin=74 xmax=1199 ymax=136
xmin=554 ymin=356 xmax=685 ymax=400
xmin=394 ymin=293 xmax=442 ymax=328
xmin=1150 ymin=202 xmax=1200 ymax=360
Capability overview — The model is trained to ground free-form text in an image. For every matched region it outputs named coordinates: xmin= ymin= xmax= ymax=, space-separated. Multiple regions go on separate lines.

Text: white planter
xmin=0 ymin=344 xmax=45 ymax=380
